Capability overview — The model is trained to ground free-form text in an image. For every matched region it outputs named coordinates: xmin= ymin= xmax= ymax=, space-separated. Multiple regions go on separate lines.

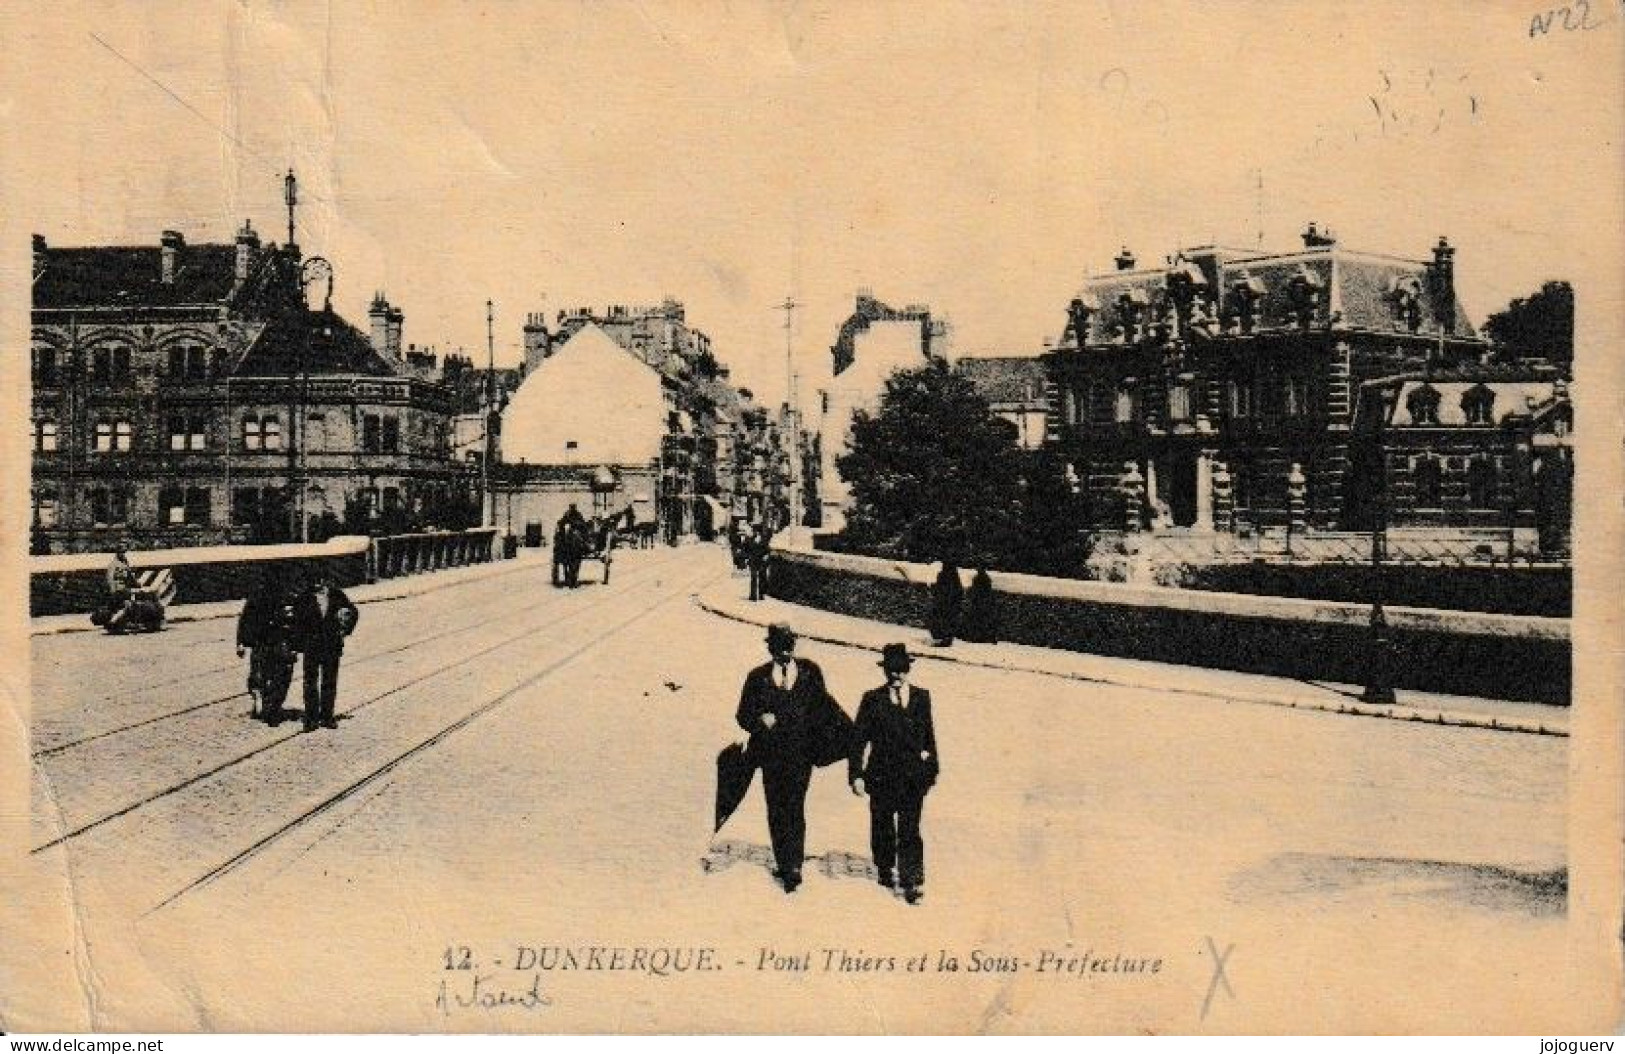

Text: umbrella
xmin=714 ymin=742 xmax=757 ymax=832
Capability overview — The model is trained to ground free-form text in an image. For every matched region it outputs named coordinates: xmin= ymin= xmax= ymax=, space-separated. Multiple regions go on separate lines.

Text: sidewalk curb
xmin=695 ymin=589 xmax=1567 ymax=739
xmin=30 ymin=556 xmax=548 ymax=639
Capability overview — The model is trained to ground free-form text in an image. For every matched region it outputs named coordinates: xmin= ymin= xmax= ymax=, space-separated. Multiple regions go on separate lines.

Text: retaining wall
xmin=30 ymin=537 xmax=372 ymax=617
xmin=767 ymin=547 xmax=1570 ymax=704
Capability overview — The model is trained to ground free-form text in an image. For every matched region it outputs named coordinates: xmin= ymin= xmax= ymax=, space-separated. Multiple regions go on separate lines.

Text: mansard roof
xmin=33 ymin=244 xmax=243 ymax=309
xmin=1069 ymin=243 xmax=1479 ymax=347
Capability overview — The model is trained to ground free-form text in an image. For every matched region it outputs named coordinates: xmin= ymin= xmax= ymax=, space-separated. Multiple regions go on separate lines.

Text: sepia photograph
xmin=1 ymin=0 xmax=1621 ymax=1037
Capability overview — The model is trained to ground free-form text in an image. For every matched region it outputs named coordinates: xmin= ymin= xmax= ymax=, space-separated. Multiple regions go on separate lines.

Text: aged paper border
xmin=0 ymin=0 xmax=1620 ymax=1034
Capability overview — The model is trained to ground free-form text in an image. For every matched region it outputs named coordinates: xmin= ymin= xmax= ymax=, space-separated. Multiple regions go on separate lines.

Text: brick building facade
xmin=30 ymin=201 xmax=468 ymax=554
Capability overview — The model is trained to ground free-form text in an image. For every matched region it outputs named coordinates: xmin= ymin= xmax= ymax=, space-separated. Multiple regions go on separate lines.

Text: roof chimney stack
xmin=369 ymin=293 xmax=391 ymax=356
xmin=1431 ymin=236 xmax=1457 ymax=334
xmin=523 ymin=309 xmax=553 ymax=372
xmin=234 ymin=220 xmax=259 ymax=283
xmin=1114 ymin=247 xmax=1137 ymax=271
xmin=160 ymin=230 xmax=184 ymax=284
xmin=1301 ymin=221 xmax=1337 ymax=248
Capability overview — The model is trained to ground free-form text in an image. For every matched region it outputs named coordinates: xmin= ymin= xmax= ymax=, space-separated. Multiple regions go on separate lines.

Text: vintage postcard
xmin=1 ymin=0 xmax=1621 ymax=1036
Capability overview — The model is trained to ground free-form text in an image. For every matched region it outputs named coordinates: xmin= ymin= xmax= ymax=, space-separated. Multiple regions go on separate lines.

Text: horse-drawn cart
xmin=552 ymin=516 xmax=617 ymax=587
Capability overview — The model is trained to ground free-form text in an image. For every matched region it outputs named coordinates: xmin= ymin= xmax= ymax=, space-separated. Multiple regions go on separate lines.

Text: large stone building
xmin=816 ymin=292 xmax=949 ymax=529
xmin=1044 ymin=225 xmax=1572 ymax=559
xmin=29 ymin=189 xmax=468 ymax=554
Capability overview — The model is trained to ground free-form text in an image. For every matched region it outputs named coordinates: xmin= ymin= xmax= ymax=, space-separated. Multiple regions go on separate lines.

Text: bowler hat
xmin=879 ymin=643 xmax=912 ymax=672
xmin=765 ymin=622 xmax=797 ymax=650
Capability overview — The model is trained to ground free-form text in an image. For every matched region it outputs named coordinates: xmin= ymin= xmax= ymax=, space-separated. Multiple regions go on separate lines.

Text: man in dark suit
xmin=747 ymin=525 xmax=771 ymax=602
xmin=237 ymin=567 xmax=296 ymax=725
xmin=290 ymin=569 xmax=360 ymax=732
xmin=849 ymin=643 xmax=939 ymax=904
xmin=736 ymin=622 xmax=844 ymax=893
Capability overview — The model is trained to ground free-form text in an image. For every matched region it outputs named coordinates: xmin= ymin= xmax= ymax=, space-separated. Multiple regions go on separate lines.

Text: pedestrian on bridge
xmin=733 ymin=622 xmax=852 ymax=893
xmin=290 ymin=569 xmax=359 ymax=732
xmin=747 ymin=525 xmax=771 ymax=602
xmin=237 ymin=567 xmax=297 ymax=725
xmin=927 ymin=559 xmax=963 ymax=646
xmin=849 ymin=643 xmax=939 ymax=905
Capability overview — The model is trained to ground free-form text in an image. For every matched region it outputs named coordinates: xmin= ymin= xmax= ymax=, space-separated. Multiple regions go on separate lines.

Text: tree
xmin=836 ymin=361 xmax=1025 ymax=565
xmin=1014 ymin=448 xmax=1094 ymax=577
xmin=1484 ymin=281 xmax=1572 ymax=366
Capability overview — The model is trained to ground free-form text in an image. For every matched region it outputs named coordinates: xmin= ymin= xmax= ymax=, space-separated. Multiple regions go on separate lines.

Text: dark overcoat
xmin=289 ymin=586 xmax=359 ymax=657
xmin=735 ymin=658 xmax=852 ymax=769
xmin=848 ymin=684 xmax=940 ymax=797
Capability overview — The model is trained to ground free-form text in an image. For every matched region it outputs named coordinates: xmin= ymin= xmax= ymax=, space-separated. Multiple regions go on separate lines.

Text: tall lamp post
xmin=1361 ymin=379 xmax=1399 ymax=705
xmin=483 ymin=299 xmax=497 ymax=528
xmin=776 ymin=297 xmax=799 ymax=540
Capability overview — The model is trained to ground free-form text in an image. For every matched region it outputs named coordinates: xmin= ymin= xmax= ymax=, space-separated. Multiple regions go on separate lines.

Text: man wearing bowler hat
xmin=735 ymin=622 xmax=845 ymax=893
xmin=850 ymin=643 xmax=939 ymax=904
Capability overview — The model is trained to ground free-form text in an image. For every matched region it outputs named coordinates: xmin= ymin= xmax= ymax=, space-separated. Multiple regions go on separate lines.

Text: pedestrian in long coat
xmin=734 ymin=622 xmax=851 ymax=893
xmin=237 ymin=567 xmax=296 ymax=724
xmin=960 ymin=565 xmax=1000 ymax=643
xmin=289 ymin=570 xmax=359 ymax=732
xmin=747 ymin=526 xmax=771 ymax=601
xmin=927 ymin=559 xmax=963 ymax=646
xmin=849 ymin=643 xmax=939 ymax=904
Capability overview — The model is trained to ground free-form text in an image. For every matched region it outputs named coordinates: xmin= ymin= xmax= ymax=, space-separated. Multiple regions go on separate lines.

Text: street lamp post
xmin=1361 ymin=380 xmax=1397 ymax=705
xmin=483 ymin=299 xmax=496 ymax=529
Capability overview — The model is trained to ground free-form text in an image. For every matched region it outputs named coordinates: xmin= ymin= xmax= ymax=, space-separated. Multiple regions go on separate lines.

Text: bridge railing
xmin=369 ymin=528 xmax=503 ymax=581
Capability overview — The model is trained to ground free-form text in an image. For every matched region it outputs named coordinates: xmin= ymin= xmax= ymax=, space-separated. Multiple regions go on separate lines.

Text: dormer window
xmin=1406 ymin=384 xmax=1441 ymax=426
xmin=1461 ymin=385 xmax=1496 ymax=425
xmin=1286 ymin=265 xmax=1323 ymax=328
xmin=1388 ymin=275 xmax=1424 ymax=332
xmin=1226 ymin=273 xmax=1266 ymax=333
xmin=1115 ymin=291 xmax=1147 ymax=343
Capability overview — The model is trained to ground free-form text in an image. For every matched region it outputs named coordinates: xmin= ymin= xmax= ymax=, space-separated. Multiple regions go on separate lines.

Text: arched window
xmin=1412 ymin=455 xmax=1442 ymax=508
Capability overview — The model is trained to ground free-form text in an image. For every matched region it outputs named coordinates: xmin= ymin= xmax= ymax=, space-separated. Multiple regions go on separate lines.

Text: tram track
xmin=32 ymin=550 xmax=684 ymax=759
xmin=30 ymin=552 xmax=711 ymax=854
xmin=145 ymin=564 xmax=718 ymax=914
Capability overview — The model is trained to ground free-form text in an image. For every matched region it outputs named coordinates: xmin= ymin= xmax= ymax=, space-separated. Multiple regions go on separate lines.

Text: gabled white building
xmin=501 ymin=322 xmax=667 ymax=467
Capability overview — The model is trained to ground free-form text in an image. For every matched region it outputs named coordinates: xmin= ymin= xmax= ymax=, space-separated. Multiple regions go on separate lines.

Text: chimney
xmin=234 ymin=220 xmax=259 ymax=282
xmin=523 ymin=311 xmax=552 ymax=372
xmin=1301 ymin=221 xmax=1337 ymax=248
xmin=1431 ymin=236 xmax=1457 ymax=334
xmin=160 ymin=230 xmax=184 ymax=284
xmin=387 ymin=306 xmax=404 ymax=359
xmin=369 ymin=293 xmax=391 ymax=356
xmin=1114 ymin=247 xmax=1136 ymax=271
xmin=32 ymin=234 xmax=45 ymax=277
